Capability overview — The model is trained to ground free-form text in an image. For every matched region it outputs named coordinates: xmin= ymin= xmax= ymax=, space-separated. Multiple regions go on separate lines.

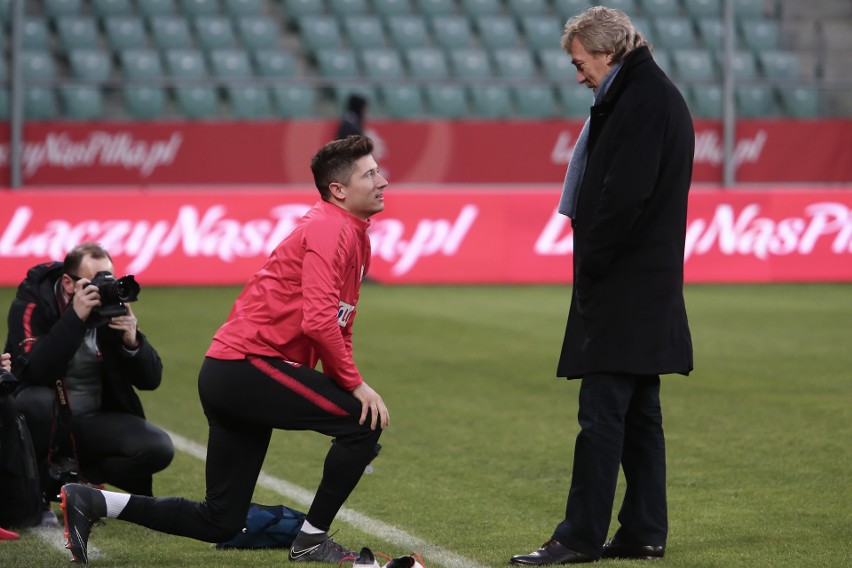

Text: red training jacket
xmin=207 ymin=200 xmax=371 ymax=391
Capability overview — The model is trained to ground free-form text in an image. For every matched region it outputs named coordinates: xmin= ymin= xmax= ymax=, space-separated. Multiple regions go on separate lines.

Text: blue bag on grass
xmin=216 ymin=503 xmax=306 ymax=550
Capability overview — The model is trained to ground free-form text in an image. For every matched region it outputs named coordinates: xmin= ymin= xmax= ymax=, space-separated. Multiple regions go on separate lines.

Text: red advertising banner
xmin=1 ymin=119 xmax=850 ymax=186
xmin=1 ymin=187 xmax=850 ymax=285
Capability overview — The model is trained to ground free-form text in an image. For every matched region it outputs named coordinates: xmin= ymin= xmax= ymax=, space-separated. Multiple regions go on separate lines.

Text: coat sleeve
xmin=6 ymin=297 xmax=88 ymax=387
xmin=579 ymin=94 xmax=669 ymax=280
xmin=100 ymin=328 xmax=163 ymax=391
xmin=299 ymin=222 xmax=364 ymax=391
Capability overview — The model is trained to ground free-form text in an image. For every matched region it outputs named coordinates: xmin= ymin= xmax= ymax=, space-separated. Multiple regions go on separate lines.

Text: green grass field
xmin=2 ymin=284 xmax=850 ymax=567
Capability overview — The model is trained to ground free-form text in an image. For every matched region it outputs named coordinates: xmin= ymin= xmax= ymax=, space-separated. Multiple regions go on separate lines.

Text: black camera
xmin=90 ymin=271 xmax=141 ymax=320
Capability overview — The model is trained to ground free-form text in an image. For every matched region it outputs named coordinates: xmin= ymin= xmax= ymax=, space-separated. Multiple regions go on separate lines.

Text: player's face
xmin=569 ymin=37 xmax=613 ymax=90
xmin=340 ymin=155 xmax=388 ymax=220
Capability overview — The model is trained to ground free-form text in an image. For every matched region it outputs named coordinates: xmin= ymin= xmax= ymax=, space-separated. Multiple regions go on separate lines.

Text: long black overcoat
xmin=557 ymin=46 xmax=694 ymax=379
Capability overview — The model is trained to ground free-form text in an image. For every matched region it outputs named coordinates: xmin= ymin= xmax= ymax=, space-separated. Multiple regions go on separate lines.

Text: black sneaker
xmin=288 ymin=532 xmax=356 ymax=563
xmin=60 ymin=484 xmax=105 ymax=564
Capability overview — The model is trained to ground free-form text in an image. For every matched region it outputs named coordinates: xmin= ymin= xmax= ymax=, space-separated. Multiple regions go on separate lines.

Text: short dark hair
xmin=63 ymin=242 xmax=112 ymax=276
xmin=310 ymin=135 xmax=374 ymax=200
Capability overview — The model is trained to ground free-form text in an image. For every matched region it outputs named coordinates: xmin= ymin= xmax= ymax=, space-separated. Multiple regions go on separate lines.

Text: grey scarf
xmin=558 ymin=62 xmax=623 ymax=219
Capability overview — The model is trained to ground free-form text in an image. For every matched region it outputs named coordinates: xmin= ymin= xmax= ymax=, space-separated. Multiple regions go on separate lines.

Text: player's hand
xmin=109 ymin=304 xmax=139 ymax=349
xmin=72 ymin=279 xmax=101 ymax=322
xmin=352 ymin=382 xmax=389 ymax=430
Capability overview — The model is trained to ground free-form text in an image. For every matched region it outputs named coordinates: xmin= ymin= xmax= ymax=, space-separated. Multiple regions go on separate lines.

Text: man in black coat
xmin=5 ymin=242 xmax=173 ymax=500
xmin=511 ymin=7 xmax=694 ymax=565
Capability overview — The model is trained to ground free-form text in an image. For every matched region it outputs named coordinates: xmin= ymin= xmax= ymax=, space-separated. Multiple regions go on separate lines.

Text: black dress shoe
xmin=601 ymin=538 xmax=665 ymax=560
xmin=509 ymin=539 xmax=596 ymax=565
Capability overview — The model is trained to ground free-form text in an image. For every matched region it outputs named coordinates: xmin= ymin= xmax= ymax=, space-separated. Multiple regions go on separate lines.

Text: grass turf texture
xmin=1 ymin=284 xmax=850 ymax=567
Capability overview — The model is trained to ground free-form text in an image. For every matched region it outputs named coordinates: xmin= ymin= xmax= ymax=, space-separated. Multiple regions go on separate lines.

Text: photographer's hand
xmin=109 ymin=304 xmax=139 ymax=349
xmin=72 ymin=279 xmax=101 ymax=322
xmin=1 ymin=352 xmax=11 ymax=373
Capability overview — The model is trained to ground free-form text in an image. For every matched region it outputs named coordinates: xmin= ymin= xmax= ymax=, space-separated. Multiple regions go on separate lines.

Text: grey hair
xmin=561 ymin=6 xmax=649 ymax=64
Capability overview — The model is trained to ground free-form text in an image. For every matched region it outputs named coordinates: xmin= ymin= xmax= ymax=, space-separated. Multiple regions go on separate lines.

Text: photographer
xmin=4 ymin=242 xmax=173 ymax=502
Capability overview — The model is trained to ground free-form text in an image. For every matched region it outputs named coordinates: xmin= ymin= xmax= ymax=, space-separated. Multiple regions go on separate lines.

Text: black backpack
xmin=0 ymin=392 xmax=43 ymax=528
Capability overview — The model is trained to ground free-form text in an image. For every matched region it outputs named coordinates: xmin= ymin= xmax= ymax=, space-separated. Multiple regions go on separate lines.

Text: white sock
xmin=102 ymin=490 xmax=131 ymax=519
xmin=299 ymin=520 xmax=325 ymax=535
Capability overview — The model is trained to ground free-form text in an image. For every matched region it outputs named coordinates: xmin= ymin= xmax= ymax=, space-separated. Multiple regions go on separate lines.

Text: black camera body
xmin=90 ymin=271 xmax=141 ymax=320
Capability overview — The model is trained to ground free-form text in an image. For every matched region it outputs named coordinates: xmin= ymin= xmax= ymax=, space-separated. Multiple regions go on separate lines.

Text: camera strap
xmin=47 ymin=378 xmax=83 ymax=478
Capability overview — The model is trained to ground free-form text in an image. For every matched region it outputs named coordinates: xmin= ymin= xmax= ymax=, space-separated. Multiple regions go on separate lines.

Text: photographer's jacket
xmin=4 ymin=262 xmax=162 ymax=417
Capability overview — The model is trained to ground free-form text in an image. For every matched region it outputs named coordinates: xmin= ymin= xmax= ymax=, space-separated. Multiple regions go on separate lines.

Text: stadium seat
xmin=123 ymin=86 xmax=166 ymax=118
xmin=449 ymin=48 xmax=493 ymax=79
xmin=632 ymin=17 xmax=653 ymax=44
xmin=252 ymin=49 xmax=297 ymax=77
xmin=0 ymin=56 xmax=6 ymax=82
xmin=600 ymin=0 xmax=638 ymax=16
xmin=405 ymin=48 xmax=449 ymax=79
xmin=387 ymin=15 xmax=431 ymax=48
xmin=758 ymin=50 xmax=799 ymax=81
xmin=492 ymin=48 xmax=536 ymax=79
xmin=222 ymin=0 xmax=264 ymax=17
xmin=380 ymin=85 xmax=425 ymax=118
xmin=174 ymin=86 xmax=219 ymax=117
xmin=460 ymin=0 xmax=501 ymax=17
xmin=424 ymin=85 xmax=468 ymax=118
xmin=0 ymin=89 xmax=8 ymax=120
xmin=736 ymin=85 xmax=777 ymax=117
xmin=297 ymin=16 xmax=343 ymax=51
xmin=104 ymin=16 xmax=149 ymax=51
xmin=226 ymin=86 xmax=272 ymax=118
xmin=92 ymin=0 xmax=133 ymax=17
xmin=120 ymin=49 xmax=164 ymax=80
xmin=560 ymin=84 xmax=593 ymax=117
xmin=282 ymin=0 xmax=326 ymax=19
xmin=373 ymin=0 xmax=412 ymax=16
xmin=69 ymin=49 xmax=114 ymax=81
xmin=237 ymin=16 xmax=280 ymax=49
xmin=22 ymin=18 xmax=50 ymax=49
xmin=430 ymin=15 xmax=474 ymax=49
xmin=469 ymin=86 xmax=512 ymax=118
xmin=520 ymin=17 xmax=563 ymax=51
xmin=314 ymin=48 xmax=360 ymax=78
xmin=778 ymin=87 xmax=819 ymax=119
xmin=178 ymin=0 xmax=220 ymax=17
xmin=687 ymin=84 xmax=722 ymax=118
xmin=43 ymin=0 xmax=82 ymax=17
xmin=194 ymin=16 xmax=237 ymax=49
xmin=682 ymin=0 xmax=720 ymax=19
xmin=164 ymin=48 xmax=209 ymax=78
xmin=652 ymin=49 xmax=673 ymax=76
xmin=739 ymin=20 xmax=780 ymax=52
xmin=653 ymin=18 xmax=697 ymax=50
xmin=554 ymin=0 xmax=592 ymax=20
xmin=149 ymin=16 xmax=193 ymax=49
xmin=640 ymin=0 xmax=679 ymax=17
xmin=696 ymin=18 xmax=724 ymax=52
xmin=25 ymin=88 xmax=59 ymax=120
xmin=417 ymin=0 xmax=455 ymax=16
xmin=514 ymin=85 xmax=556 ymax=118
xmin=344 ymin=16 xmax=387 ymax=49
xmin=729 ymin=50 xmax=758 ymax=80
xmin=329 ymin=0 xmax=369 ymax=15
xmin=539 ymin=48 xmax=573 ymax=80
xmin=360 ymin=48 xmax=405 ymax=79
xmin=21 ymin=50 xmax=57 ymax=81
xmin=506 ymin=0 xmax=548 ymax=17
xmin=672 ymin=49 xmax=717 ymax=82
xmin=476 ymin=16 xmax=520 ymax=50
xmin=56 ymin=17 xmax=100 ymax=50
xmin=59 ymin=87 xmax=103 ymax=120
xmin=137 ymin=0 xmax=177 ymax=16
xmin=208 ymin=48 xmax=253 ymax=78
xmin=272 ymin=86 xmax=316 ymax=117
xmin=734 ymin=0 xmax=764 ymax=18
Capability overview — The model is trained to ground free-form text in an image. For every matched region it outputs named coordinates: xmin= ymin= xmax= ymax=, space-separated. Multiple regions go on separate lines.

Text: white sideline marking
xmin=31 ymin=524 xmax=103 ymax=562
xmin=167 ymin=429 xmax=488 ymax=568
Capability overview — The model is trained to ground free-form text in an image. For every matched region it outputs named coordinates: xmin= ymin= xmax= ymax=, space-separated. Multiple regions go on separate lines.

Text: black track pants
xmin=119 ymin=356 xmax=382 ymax=542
